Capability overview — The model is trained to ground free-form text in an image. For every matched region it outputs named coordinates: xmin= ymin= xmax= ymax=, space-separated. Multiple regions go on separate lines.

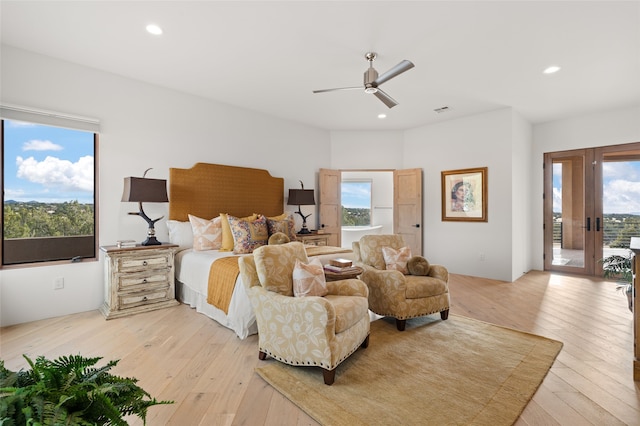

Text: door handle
xmin=596 ymin=217 xmax=601 ymax=232
xmin=414 ymin=224 xmax=420 ymax=228
xmin=585 ymin=217 xmax=591 ymax=231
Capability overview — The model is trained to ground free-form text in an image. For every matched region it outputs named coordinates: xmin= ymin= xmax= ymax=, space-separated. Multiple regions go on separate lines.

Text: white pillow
xmin=293 ymin=257 xmax=328 ymax=297
xmin=188 ymin=214 xmax=223 ymax=251
xmin=381 ymin=246 xmax=412 ymax=274
xmin=167 ymin=220 xmax=193 ymax=250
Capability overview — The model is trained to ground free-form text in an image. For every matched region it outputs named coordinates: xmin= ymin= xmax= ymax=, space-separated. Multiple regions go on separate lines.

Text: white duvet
xmin=175 ymin=247 xmax=355 ymax=339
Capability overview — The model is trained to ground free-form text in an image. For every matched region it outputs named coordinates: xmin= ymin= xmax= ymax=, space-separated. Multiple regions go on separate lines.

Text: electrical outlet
xmin=53 ymin=277 xmax=64 ymax=290
xmin=479 ymin=253 xmax=486 ymax=261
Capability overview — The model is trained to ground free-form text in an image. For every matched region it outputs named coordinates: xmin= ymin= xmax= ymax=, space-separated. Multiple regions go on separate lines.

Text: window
xmin=2 ymin=117 xmax=98 ymax=266
xmin=341 ymin=180 xmax=372 ymax=226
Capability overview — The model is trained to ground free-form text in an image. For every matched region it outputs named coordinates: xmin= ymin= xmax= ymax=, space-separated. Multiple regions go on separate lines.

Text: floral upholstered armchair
xmin=238 ymin=242 xmax=370 ymax=385
xmin=353 ymin=234 xmax=450 ymax=331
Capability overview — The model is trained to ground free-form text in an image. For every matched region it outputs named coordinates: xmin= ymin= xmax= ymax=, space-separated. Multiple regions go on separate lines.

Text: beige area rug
xmin=255 ymin=315 xmax=562 ymax=426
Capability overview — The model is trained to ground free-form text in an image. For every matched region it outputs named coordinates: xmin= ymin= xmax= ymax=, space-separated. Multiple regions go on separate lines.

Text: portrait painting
xmin=441 ymin=167 xmax=488 ymax=222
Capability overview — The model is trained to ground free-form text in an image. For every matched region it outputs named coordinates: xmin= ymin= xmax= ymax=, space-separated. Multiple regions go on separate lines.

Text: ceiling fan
xmin=313 ymin=52 xmax=415 ymax=108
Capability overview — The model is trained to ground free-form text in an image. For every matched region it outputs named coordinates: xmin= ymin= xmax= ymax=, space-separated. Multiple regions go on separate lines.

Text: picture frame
xmin=441 ymin=167 xmax=488 ymax=222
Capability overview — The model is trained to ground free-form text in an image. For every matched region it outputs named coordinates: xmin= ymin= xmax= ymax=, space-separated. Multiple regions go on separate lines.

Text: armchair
xmin=238 ymin=242 xmax=370 ymax=385
xmin=353 ymin=234 xmax=450 ymax=331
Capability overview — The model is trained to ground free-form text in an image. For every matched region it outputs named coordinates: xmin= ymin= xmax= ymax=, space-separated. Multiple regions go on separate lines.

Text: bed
xmin=168 ymin=163 xmax=351 ymax=339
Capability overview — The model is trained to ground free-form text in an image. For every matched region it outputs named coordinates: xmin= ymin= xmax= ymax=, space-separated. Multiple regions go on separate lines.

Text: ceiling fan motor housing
xmin=364 ymin=68 xmax=379 ymax=93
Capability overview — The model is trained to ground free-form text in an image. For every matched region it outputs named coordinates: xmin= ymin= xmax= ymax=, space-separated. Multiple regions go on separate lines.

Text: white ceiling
xmin=2 ymin=1 xmax=639 ymax=131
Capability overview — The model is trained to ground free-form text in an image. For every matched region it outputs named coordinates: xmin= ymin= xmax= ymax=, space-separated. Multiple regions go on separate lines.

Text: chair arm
xmin=429 ymin=264 xmax=449 ymax=282
xmin=326 ymin=278 xmax=369 ymax=297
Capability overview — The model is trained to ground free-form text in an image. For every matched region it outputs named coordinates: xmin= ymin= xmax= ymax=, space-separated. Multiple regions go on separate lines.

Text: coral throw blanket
xmin=207 ymin=256 xmax=240 ymax=314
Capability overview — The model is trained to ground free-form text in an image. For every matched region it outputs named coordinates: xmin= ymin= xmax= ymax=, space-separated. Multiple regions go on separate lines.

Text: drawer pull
xmin=142 ymin=279 xmax=148 ymax=283
xmin=142 ymin=296 xmax=148 ymax=301
xmin=143 ymin=261 xmax=148 ymax=266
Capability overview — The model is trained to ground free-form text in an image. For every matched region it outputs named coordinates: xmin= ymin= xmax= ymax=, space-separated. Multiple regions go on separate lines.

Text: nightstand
xmin=100 ymin=243 xmax=179 ymax=319
xmin=295 ymin=232 xmax=331 ymax=246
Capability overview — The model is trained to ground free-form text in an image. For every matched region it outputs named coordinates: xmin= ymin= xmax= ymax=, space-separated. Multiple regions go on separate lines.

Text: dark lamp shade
xmin=287 ymin=189 xmax=315 ymax=206
xmin=121 ymin=177 xmax=169 ymax=203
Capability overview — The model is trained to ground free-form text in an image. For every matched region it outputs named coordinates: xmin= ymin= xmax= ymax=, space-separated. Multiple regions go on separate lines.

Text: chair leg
xmin=396 ymin=318 xmax=406 ymax=331
xmin=361 ymin=334 xmax=370 ymax=349
xmin=258 ymin=351 xmax=267 ymax=360
xmin=440 ymin=309 xmax=449 ymax=320
xmin=323 ymin=369 xmax=336 ymax=385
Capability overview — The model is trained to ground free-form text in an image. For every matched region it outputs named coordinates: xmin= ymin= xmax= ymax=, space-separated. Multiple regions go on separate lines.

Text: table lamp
xmin=287 ymin=181 xmax=316 ymax=234
xmin=121 ymin=169 xmax=169 ymax=245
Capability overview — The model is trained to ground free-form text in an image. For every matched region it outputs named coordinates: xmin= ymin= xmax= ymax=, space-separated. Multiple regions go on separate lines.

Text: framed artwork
xmin=441 ymin=167 xmax=488 ymax=222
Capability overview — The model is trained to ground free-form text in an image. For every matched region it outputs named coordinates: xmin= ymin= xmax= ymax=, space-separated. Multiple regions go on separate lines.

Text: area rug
xmin=255 ymin=315 xmax=562 ymax=426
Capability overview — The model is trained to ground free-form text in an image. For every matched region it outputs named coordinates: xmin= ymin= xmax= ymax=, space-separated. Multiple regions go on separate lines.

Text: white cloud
xmin=552 ymin=187 xmax=562 ymax=212
xmin=22 ymin=139 xmax=63 ymax=151
xmin=7 ymin=120 xmax=36 ymax=128
xmin=604 ymin=179 xmax=640 ymax=213
xmin=16 ymin=155 xmax=94 ymax=192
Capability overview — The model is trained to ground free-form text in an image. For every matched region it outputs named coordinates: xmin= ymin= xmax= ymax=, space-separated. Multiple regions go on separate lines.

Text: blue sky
xmin=341 ymin=181 xmax=371 ymax=208
xmin=553 ymin=161 xmax=640 ymax=214
xmin=3 ymin=120 xmax=94 ymax=204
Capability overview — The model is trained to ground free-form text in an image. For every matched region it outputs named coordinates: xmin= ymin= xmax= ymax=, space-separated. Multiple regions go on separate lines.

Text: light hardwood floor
xmin=1 ymin=270 xmax=639 ymax=425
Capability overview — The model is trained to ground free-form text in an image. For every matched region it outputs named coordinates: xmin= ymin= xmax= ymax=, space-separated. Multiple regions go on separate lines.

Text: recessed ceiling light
xmin=543 ymin=65 xmax=561 ymax=74
xmin=146 ymin=24 xmax=163 ymax=35
xmin=378 ymin=113 xmax=387 ymax=119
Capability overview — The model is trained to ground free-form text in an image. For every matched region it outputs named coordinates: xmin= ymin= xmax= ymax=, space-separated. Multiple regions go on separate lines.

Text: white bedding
xmin=175 ymin=247 xmax=354 ymax=339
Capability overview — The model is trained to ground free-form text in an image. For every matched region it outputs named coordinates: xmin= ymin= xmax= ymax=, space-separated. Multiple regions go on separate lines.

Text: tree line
xmin=3 ymin=201 xmax=94 ymax=239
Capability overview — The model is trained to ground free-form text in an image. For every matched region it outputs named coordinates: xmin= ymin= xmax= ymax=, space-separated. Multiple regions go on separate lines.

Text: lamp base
xmin=297 ymin=228 xmax=311 ymax=234
xmin=141 ymin=236 xmax=162 ymax=246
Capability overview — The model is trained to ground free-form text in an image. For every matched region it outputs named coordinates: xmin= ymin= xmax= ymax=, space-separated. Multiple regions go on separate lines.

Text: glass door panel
xmin=546 ymin=152 xmax=591 ymax=274
xmin=599 ymin=148 xmax=640 ymax=270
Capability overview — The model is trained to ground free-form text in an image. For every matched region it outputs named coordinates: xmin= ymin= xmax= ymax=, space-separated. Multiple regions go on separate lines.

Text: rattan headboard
xmin=169 ymin=163 xmax=285 ymax=221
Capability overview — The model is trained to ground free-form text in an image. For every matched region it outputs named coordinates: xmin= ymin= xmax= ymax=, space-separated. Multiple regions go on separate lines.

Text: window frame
xmin=1 ymin=116 xmax=99 ymax=269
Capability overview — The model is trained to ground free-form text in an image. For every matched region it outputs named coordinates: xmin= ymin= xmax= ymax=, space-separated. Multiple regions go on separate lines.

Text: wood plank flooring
xmin=1 ymin=270 xmax=639 ymax=425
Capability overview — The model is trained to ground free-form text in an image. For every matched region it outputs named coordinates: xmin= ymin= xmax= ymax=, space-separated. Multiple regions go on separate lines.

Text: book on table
xmin=324 ymin=264 xmax=360 ymax=273
xmin=329 ymin=258 xmax=353 ymax=268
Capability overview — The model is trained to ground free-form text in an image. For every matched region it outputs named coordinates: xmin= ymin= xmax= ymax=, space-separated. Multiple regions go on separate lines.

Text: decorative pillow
xmin=293 ymin=257 xmax=328 ymax=297
xmin=166 ymin=220 xmax=193 ymax=250
xmin=268 ymin=232 xmax=290 ymax=245
xmin=267 ymin=214 xmax=297 ymax=241
xmin=407 ymin=256 xmax=431 ymax=276
xmin=227 ymin=214 xmax=268 ymax=254
xmin=253 ymin=242 xmax=308 ymax=296
xmin=381 ymin=246 xmax=412 ymax=274
xmin=220 ymin=213 xmax=258 ymax=251
xmin=188 ymin=214 xmax=222 ymax=251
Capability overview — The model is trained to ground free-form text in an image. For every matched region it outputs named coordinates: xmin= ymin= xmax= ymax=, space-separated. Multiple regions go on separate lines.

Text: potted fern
xmin=0 ymin=354 xmax=172 ymax=425
xmin=600 ymin=251 xmax=633 ymax=312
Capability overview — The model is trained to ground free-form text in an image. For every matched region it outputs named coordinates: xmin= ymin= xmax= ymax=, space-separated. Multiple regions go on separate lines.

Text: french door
xmin=544 ymin=143 xmax=640 ymax=276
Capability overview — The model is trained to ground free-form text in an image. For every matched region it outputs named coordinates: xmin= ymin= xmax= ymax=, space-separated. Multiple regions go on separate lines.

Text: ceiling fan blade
xmin=313 ymin=86 xmax=361 ymax=94
xmin=373 ymin=60 xmax=415 ymax=86
xmin=373 ymin=89 xmax=398 ymax=108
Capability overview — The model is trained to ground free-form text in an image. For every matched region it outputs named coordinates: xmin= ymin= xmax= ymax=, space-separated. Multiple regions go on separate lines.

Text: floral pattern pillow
xmin=292 ymin=257 xmax=328 ymax=297
xmin=228 ymin=214 xmax=269 ymax=254
xmin=381 ymin=245 xmax=412 ymax=274
xmin=188 ymin=214 xmax=222 ymax=251
xmin=267 ymin=214 xmax=297 ymax=241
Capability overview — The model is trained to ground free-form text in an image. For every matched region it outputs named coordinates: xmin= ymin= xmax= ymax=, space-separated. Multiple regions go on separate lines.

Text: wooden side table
xmin=324 ymin=266 xmax=363 ymax=282
xmin=295 ymin=232 xmax=331 ymax=246
xmin=100 ymin=243 xmax=179 ymax=319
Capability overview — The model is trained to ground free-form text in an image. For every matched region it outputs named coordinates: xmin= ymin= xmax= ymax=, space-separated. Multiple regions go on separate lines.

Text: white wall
xmin=530 ymin=106 xmax=640 ymax=270
xmin=404 ymin=109 xmax=516 ymax=282
xmin=0 ymin=45 xmax=330 ymax=326
xmin=512 ymin=111 xmax=533 ymax=278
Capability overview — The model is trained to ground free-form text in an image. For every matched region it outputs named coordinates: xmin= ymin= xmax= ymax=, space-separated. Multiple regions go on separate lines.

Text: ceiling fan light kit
xmin=313 ymin=52 xmax=414 ymax=108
